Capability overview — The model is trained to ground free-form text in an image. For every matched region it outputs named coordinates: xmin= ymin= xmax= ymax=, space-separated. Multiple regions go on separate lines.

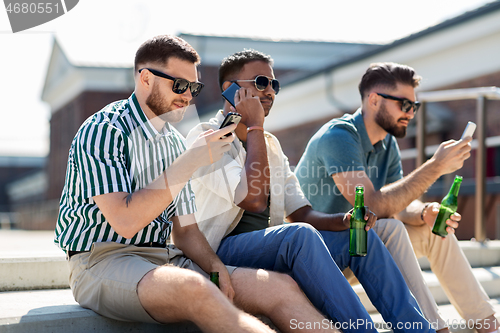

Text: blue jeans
xmin=217 ymin=223 xmax=434 ymax=333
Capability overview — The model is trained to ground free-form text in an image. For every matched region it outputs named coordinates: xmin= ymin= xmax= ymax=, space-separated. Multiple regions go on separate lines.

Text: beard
xmin=260 ymin=96 xmax=273 ymax=116
xmin=375 ymin=101 xmax=408 ymax=138
xmin=146 ymin=84 xmax=188 ymax=123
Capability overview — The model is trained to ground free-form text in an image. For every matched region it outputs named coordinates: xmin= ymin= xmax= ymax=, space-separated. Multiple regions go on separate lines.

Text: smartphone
xmin=219 ymin=112 xmax=242 ymax=137
xmin=222 ymin=82 xmax=241 ymax=108
xmin=461 ymin=121 xmax=476 ymax=140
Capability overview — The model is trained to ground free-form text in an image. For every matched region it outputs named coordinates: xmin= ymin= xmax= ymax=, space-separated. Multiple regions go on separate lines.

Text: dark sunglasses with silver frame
xmin=138 ymin=68 xmax=204 ymax=97
xmin=377 ymin=93 xmax=421 ymax=114
xmin=232 ymin=75 xmax=280 ymax=95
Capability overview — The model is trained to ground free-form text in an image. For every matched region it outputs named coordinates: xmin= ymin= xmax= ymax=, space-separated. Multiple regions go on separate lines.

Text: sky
xmin=0 ymin=0 xmax=495 ymax=157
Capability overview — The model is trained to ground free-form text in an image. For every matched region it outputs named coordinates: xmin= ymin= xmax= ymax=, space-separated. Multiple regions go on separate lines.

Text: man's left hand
xmin=213 ymin=264 xmax=235 ymax=302
xmin=343 ymin=207 xmax=377 ymax=231
xmin=422 ymin=202 xmax=461 ymax=235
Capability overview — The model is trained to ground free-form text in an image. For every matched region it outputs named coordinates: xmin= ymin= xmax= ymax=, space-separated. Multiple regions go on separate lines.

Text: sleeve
xmin=73 ymin=121 xmax=132 ymax=199
xmin=174 ymin=179 xmax=198 ymax=216
xmin=386 ymin=137 xmax=404 ymax=184
xmin=318 ymin=124 xmax=366 ymax=176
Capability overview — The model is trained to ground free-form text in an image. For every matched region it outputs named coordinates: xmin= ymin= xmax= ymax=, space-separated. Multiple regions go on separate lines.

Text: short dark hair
xmin=358 ymin=62 xmax=421 ymax=100
xmin=134 ymin=35 xmax=200 ymax=72
xmin=218 ymin=49 xmax=273 ymax=91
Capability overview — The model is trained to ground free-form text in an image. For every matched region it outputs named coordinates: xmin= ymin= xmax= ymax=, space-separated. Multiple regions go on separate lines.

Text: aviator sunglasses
xmin=138 ymin=68 xmax=204 ymax=97
xmin=377 ymin=93 xmax=421 ymax=114
xmin=232 ymin=75 xmax=280 ymax=95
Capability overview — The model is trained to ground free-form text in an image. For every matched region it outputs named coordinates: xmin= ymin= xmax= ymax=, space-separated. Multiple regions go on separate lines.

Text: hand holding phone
xmin=461 ymin=121 xmax=476 ymax=140
xmin=219 ymin=112 xmax=242 ymax=137
xmin=222 ymin=82 xmax=240 ymax=108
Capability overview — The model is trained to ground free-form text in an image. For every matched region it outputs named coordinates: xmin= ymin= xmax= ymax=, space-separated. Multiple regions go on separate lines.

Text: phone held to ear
xmin=222 ymin=82 xmax=240 ymax=108
xmin=219 ymin=112 xmax=242 ymax=137
xmin=461 ymin=121 xmax=476 ymax=140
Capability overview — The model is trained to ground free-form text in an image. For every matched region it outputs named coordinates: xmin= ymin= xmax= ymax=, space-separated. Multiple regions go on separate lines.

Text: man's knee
xmin=139 ymin=266 xmax=214 ymax=310
xmin=286 ymin=222 xmax=322 ymax=242
xmin=380 ymin=218 xmax=405 ymax=232
xmin=375 ymin=218 xmax=408 ymax=239
xmin=270 ymin=271 xmax=300 ymax=290
xmin=264 ymin=271 xmax=302 ymax=307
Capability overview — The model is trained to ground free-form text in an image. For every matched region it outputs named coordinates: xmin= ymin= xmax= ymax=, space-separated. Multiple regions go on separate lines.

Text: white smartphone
xmin=461 ymin=121 xmax=476 ymax=140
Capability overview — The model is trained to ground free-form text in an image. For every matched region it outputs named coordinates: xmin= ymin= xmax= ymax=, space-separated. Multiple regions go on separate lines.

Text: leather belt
xmin=68 ymin=251 xmax=87 ymax=258
xmin=134 ymin=242 xmax=166 ymax=248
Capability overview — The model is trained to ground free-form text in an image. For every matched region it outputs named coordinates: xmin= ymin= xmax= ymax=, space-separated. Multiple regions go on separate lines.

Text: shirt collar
xmin=353 ymin=108 xmax=387 ymax=154
xmin=128 ymin=93 xmax=172 ymax=141
xmin=215 ymin=110 xmax=225 ymax=124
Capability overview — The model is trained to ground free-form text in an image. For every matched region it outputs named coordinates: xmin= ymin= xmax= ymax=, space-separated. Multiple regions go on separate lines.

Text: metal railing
xmin=417 ymin=86 xmax=500 ymax=242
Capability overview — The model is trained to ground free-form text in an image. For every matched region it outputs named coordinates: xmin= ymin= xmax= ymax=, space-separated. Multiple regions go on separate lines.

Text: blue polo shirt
xmin=295 ymin=109 xmax=403 ymax=214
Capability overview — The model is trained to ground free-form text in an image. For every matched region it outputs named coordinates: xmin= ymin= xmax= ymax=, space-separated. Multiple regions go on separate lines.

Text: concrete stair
xmin=0 ymin=230 xmax=207 ymax=332
xmin=352 ymin=240 xmax=500 ymax=332
xmin=1 ymin=230 xmax=500 ymax=332
xmin=0 ymin=289 xmax=202 ymax=333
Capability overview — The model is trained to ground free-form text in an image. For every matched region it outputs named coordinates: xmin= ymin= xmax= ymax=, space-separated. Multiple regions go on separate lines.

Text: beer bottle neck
xmin=354 ymin=194 xmax=364 ymax=208
xmin=450 ymin=179 xmax=462 ymax=197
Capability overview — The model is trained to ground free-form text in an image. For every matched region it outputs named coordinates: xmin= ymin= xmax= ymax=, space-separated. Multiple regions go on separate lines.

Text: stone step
xmin=0 ymin=256 xmax=68 ymax=291
xmin=1 ymin=230 xmax=498 ymax=292
xmin=0 ymin=288 xmax=278 ymax=333
xmin=0 ymin=230 xmax=67 ymax=291
xmin=353 ymin=266 xmax=500 ymax=314
xmin=3 ymin=255 xmax=498 ymax=312
xmin=0 ymin=289 xmax=202 ymax=333
xmin=1 ymin=230 xmax=499 ymax=332
xmin=369 ymin=298 xmax=500 ymax=333
xmin=0 ymin=288 xmax=497 ymax=333
xmin=418 ymin=240 xmax=500 ymax=270
xmin=0 ymin=288 xmax=389 ymax=333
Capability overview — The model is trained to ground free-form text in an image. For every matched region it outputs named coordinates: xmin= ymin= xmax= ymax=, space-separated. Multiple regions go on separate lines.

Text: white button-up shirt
xmin=187 ymin=111 xmax=311 ymax=251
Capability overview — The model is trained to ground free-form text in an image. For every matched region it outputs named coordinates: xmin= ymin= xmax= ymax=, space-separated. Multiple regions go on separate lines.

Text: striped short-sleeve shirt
xmin=55 ymin=93 xmax=196 ymax=253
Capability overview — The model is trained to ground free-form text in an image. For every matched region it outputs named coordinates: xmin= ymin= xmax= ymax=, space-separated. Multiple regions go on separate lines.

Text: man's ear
xmin=367 ymin=92 xmax=380 ymax=109
xmin=138 ymin=68 xmax=153 ymax=91
xmin=221 ymin=81 xmax=231 ymax=92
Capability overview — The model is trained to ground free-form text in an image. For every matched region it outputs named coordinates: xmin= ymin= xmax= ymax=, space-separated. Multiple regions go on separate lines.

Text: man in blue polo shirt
xmin=296 ymin=62 xmax=499 ymax=333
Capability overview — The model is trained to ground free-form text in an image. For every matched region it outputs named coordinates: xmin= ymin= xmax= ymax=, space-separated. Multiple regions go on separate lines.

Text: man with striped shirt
xmin=54 ymin=35 xmax=338 ymax=333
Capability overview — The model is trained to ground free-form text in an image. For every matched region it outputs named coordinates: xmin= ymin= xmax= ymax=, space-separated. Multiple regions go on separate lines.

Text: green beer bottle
xmin=210 ymin=272 xmax=219 ymax=288
xmin=432 ymin=175 xmax=463 ymax=237
xmin=349 ymin=186 xmax=367 ymax=256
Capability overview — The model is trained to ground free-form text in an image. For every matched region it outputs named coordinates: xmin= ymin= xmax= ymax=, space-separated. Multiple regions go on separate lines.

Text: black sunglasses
xmin=377 ymin=93 xmax=421 ymax=114
xmin=232 ymin=75 xmax=280 ymax=95
xmin=138 ymin=68 xmax=204 ymax=97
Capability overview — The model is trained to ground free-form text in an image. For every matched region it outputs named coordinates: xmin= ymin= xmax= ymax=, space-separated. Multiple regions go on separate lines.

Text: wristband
xmin=420 ymin=203 xmax=430 ymax=221
xmin=247 ymin=126 xmax=264 ymax=133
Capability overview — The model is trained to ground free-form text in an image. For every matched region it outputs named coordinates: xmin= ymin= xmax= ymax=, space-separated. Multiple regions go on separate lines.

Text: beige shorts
xmin=68 ymin=242 xmax=237 ymax=323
